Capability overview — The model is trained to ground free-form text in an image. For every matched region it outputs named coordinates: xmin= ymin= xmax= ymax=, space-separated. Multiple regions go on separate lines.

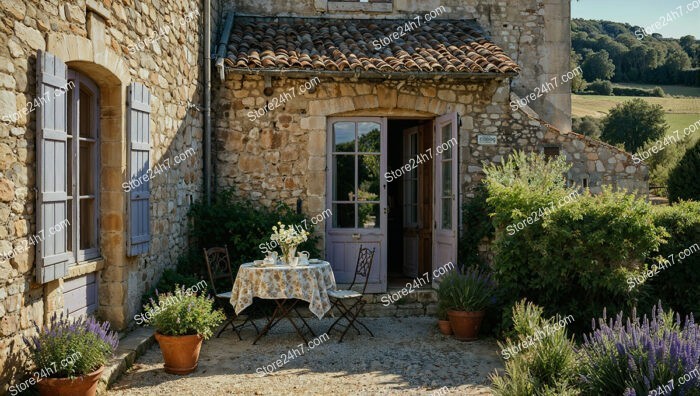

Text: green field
xmin=572 ymin=94 xmax=700 ymax=141
xmin=614 ymin=83 xmax=700 ymax=98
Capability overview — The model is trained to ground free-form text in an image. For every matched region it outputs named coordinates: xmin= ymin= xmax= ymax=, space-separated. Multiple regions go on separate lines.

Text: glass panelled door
xmin=326 ymin=118 xmax=387 ymax=293
xmin=433 ymin=113 xmax=458 ymax=283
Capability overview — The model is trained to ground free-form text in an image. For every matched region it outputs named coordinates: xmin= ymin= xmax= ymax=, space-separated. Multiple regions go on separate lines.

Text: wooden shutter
xmin=126 ymin=83 xmax=151 ymax=256
xmin=36 ymin=50 xmax=71 ymax=283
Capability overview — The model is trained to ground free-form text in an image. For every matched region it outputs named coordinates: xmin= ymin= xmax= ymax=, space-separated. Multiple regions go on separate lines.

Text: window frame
xmin=66 ymin=70 xmax=101 ymax=264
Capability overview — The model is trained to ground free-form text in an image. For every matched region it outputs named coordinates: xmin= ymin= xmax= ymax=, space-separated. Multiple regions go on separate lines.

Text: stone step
xmin=294 ymin=287 xmax=438 ymax=318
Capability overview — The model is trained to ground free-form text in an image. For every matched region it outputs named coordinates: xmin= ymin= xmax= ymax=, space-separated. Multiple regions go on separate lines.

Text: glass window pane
xmin=441 ymin=124 xmax=452 ymax=159
xmin=67 ymin=137 xmax=73 ymax=197
xmin=333 ymin=122 xmax=355 ymax=152
xmin=441 ymin=161 xmax=452 ymax=197
xmin=441 ymin=198 xmax=452 ymax=229
xmin=358 ymin=204 xmax=380 ymax=228
xmin=333 ymin=204 xmax=355 ymax=228
xmin=79 ymin=198 xmax=96 ymax=250
xmin=358 ymin=122 xmax=380 ymax=153
xmin=333 ymin=155 xmax=355 ymax=201
xmin=79 ymin=88 xmax=92 ymax=138
xmin=79 ymin=141 xmax=94 ymax=195
xmin=358 ymin=155 xmax=379 ymax=201
xmin=66 ymin=199 xmax=73 ymax=252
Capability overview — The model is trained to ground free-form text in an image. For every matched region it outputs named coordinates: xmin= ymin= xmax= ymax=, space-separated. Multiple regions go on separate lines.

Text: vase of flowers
xmin=270 ymin=222 xmax=308 ymax=265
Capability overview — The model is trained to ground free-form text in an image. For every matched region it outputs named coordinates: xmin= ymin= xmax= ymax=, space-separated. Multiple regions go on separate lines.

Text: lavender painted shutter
xmin=127 ymin=83 xmax=151 ymax=256
xmin=36 ymin=50 xmax=71 ymax=283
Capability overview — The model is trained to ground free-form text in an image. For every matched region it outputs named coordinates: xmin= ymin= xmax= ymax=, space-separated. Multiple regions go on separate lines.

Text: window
xmin=543 ymin=146 xmax=560 ymax=160
xmin=66 ymin=70 xmax=100 ymax=263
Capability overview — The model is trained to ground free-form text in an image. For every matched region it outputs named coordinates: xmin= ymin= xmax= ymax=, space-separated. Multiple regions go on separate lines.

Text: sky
xmin=571 ymin=0 xmax=700 ymax=38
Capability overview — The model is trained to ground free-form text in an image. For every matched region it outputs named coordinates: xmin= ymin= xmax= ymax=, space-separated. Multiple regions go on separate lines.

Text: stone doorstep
xmin=98 ymin=327 xmax=155 ymax=395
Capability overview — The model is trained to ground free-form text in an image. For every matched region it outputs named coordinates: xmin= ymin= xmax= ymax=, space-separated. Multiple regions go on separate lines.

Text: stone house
xmin=0 ymin=0 xmax=647 ymax=390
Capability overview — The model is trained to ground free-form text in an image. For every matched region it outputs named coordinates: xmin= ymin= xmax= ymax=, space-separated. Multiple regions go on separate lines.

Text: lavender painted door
xmin=326 ymin=118 xmax=387 ymax=293
xmin=433 ymin=113 xmax=458 ymax=282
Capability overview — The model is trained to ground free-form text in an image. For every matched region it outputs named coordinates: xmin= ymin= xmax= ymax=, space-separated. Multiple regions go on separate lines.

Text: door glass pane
xmin=359 ymin=204 xmax=380 ymax=228
xmin=358 ymin=155 xmax=379 ymax=200
xmin=333 ymin=122 xmax=355 ymax=152
xmin=79 ymin=141 xmax=94 ymax=195
xmin=441 ymin=198 xmax=452 ymax=229
xmin=441 ymin=124 xmax=452 ymax=159
xmin=333 ymin=155 xmax=355 ymax=201
xmin=333 ymin=204 xmax=355 ymax=228
xmin=358 ymin=122 xmax=380 ymax=153
xmin=441 ymin=161 xmax=452 ymax=196
xmin=79 ymin=198 xmax=95 ymax=250
xmin=79 ymin=88 xmax=92 ymax=138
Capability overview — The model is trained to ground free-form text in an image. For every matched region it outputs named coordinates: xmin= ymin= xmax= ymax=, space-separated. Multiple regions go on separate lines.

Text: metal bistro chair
xmin=327 ymin=245 xmax=376 ymax=342
xmin=203 ymin=246 xmax=259 ymax=339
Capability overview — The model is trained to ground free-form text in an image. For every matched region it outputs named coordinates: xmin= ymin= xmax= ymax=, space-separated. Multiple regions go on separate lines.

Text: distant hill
xmin=572 ymin=19 xmax=699 ymax=86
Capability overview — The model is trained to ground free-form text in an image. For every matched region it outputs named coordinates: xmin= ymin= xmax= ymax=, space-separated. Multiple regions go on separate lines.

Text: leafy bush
xmin=587 ymin=79 xmax=613 ymax=95
xmin=141 ymin=268 xmax=202 ymax=307
xmin=437 ymin=268 xmax=494 ymax=312
xmin=645 ymin=202 xmax=700 ymax=316
xmin=491 ymin=300 xmax=580 ymax=395
xmin=484 ymin=151 xmax=665 ymax=334
xmin=572 ymin=115 xmax=603 ymax=139
xmin=186 ymin=188 xmax=322 ymax=278
xmin=579 ymin=303 xmax=700 ymax=396
xmin=142 ymin=286 xmax=225 ymax=339
xmin=612 ymin=86 xmax=665 ymax=97
xmin=458 ymin=185 xmax=494 ymax=272
xmin=601 ymin=98 xmax=668 ymax=152
xmin=668 ymin=139 xmax=700 ymax=202
xmin=24 ymin=314 xmax=119 ymax=378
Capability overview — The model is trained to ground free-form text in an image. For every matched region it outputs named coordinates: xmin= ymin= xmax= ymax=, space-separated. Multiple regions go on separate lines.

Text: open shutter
xmin=36 ymin=50 xmax=71 ymax=283
xmin=126 ymin=83 xmax=151 ymax=256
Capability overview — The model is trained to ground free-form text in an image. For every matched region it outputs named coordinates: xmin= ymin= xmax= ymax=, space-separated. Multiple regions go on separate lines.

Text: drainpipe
xmin=215 ymin=12 xmax=234 ymax=82
xmin=204 ymin=0 xmax=211 ymax=205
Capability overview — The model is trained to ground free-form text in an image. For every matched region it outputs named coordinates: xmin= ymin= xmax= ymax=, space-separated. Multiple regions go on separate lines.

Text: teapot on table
xmin=297 ymin=251 xmax=310 ymax=265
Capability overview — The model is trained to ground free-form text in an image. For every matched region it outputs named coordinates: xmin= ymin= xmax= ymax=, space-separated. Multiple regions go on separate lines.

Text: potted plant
xmin=143 ymin=285 xmax=225 ymax=374
xmin=23 ymin=314 xmax=119 ymax=396
xmin=436 ymin=304 xmax=453 ymax=335
xmin=439 ymin=268 xmax=494 ymax=341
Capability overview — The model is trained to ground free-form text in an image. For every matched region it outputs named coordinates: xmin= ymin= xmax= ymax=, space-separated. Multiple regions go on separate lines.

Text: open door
xmin=326 ymin=118 xmax=388 ymax=293
xmin=433 ymin=112 xmax=458 ymax=283
xmin=402 ymin=126 xmax=420 ymax=278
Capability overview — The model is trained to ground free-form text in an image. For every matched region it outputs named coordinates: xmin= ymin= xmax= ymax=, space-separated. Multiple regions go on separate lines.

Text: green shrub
xmin=668 ymin=139 xmax=700 ymax=202
xmin=611 ymin=86 xmax=665 ymax=97
xmin=458 ymin=185 xmax=494 ymax=272
xmin=644 ymin=202 xmax=700 ymax=316
xmin=186 ymin=188 xmax=322 ymax=277
xmin=587 ymin=79 xmax=613 ymax=95
xmin=601 ymin=98 xmax=668 ymax=152
xmin=484 ymin=151 xmax=665 ymax=334
xmin=142 ymin=286 xmax=225 ymax=339
xmin=491 ymin=300 xmax=580 ymax=395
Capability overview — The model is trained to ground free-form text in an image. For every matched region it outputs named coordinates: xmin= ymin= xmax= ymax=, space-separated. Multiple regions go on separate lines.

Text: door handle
xmin=352 ymin=233 xmax=361 ymax=240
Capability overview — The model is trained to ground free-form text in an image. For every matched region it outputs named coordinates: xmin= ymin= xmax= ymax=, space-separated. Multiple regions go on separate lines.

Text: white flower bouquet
xmin=270 ymin=222 xmax=309 ymax=265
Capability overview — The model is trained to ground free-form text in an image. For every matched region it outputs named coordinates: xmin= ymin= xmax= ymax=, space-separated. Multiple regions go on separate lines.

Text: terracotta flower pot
xmin=437 ymin=319 xmax=453 ymax=335
xmin=155 ymin=332 xmax=204 ymax=375
xmin=37 ymin=366 xmax=104 ymax=396
xmin=447 ymin=310 xmax=485 ymax=341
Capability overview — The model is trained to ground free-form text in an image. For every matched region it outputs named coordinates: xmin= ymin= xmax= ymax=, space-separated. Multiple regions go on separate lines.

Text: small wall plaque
xmin=477 ymin=135 xmax=497 ymax=145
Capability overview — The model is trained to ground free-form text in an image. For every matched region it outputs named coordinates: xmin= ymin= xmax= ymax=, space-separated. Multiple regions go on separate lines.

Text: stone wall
xmin=0 ymin=0 xmax=215 ymax=390
xmin=226 ymin=0 xmax=572 ymax=132
xmin=212 ymin=73 xmax=647 ymax=253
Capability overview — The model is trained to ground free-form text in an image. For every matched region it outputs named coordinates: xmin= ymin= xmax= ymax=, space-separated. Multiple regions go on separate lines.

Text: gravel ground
xmin=109 ymin=317 xmax=501 ymax=395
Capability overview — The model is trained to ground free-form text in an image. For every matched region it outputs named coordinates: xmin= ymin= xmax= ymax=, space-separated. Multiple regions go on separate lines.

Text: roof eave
xmin=223 ymin=67 xmax=519 ymax=81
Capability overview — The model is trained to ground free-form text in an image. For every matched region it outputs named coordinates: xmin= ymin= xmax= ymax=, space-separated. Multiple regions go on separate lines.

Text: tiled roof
xmin=224 ymin=17 xmax=520 ymax=75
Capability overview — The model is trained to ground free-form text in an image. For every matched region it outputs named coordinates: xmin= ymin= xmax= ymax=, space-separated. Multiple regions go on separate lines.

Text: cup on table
xmin=297 ymin=251 xmax=310 ymax=265
xmin=289 ymin=257 xmax=300 ymax=267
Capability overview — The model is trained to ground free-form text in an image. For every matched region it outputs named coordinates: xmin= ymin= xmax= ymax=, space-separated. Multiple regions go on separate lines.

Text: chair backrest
xmin=203 ymin=245 xmax=233 ymax=296
xmin=349 ymin=245 xmax=376 ymax=294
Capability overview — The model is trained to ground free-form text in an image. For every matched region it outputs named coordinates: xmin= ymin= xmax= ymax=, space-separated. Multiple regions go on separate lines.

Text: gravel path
xmin=109 ymin=317 xmax=501 ymax=395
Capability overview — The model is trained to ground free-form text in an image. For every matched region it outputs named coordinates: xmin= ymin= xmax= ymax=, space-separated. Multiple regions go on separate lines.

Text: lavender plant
xmin=24 ymin=314 xmax=119 ymax=378
xmin=142 ymin=285 xmax=225 ymax=339
xmin=579 ymin=302 xmax=700 ymax=396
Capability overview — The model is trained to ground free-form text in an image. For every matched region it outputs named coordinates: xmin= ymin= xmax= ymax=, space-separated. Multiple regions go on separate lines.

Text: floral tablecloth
xmin=230 ymin=261 xmax=336 ymax=319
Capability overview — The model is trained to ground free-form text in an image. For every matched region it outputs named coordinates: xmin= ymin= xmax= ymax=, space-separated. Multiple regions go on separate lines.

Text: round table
xmin=230 ymin=261 xmax=336 ymax=344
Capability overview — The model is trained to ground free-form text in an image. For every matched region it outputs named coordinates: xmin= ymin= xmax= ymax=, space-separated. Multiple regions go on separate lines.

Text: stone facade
xmin=0 ymin=0 xmax=218 ymax=390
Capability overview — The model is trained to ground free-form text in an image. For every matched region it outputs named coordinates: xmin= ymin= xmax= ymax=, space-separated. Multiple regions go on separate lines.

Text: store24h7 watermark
xmin=384 ymin=137 xmax=457 ymax=182
xmin=381 ymin=261 xmax=455 ymax=306
xmin=248 ymin=77 xmax=320 ymax=122
xmin=256 ymin=333 xmax=329 ymax=376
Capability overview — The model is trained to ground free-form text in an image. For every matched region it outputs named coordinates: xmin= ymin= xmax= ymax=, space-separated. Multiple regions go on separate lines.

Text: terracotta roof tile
xmin=225 ymin=17 xmax=520 ymax=75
